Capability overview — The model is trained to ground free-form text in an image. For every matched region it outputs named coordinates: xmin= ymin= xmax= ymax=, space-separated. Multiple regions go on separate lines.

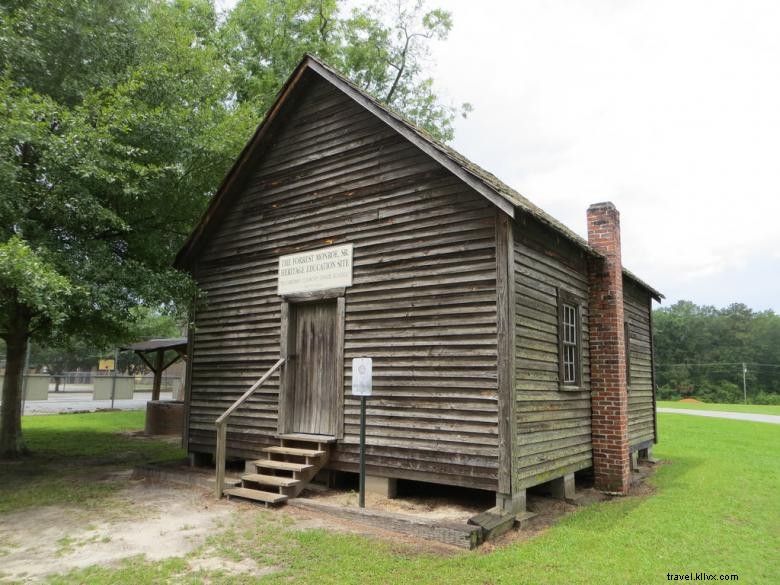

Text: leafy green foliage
xmin=0 ymin=0 xmax=462 ymax=348
xmin=654 ymin=301 xmax=780 ymax=403
xmin=0 ymin=236 xmax=72 ymax=332
xmin=28 ymin=306 xmax=181 ymax=383
xmin=0 ymin=0 xmax=463 ymax=455
xmin=222 ymin=0 xmax=468 ymax=141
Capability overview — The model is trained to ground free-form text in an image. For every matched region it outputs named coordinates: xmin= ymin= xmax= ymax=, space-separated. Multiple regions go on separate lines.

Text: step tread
xmin=241 ymin=473 xmax=301 ymax=487
xmin=262 ymin=446 xmax=326 ymax=457
xmin=252 ymin=459 xmax=313 ymax=472
xmin=278 ymin=433 xmax=337 ymax=443
xmin=223 ymin=487 xmax=288 ymax=504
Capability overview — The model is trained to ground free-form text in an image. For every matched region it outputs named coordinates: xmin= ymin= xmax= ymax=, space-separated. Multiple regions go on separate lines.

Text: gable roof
xmin=174 ymin=54 xmax=662 ymax=301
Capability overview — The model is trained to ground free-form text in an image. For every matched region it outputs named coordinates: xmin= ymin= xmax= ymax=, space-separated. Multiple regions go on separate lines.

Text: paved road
xmin=657 ymin=407 xmax=780 ymax=425
xmin=19 ymin=391 xmax=173 ymax=415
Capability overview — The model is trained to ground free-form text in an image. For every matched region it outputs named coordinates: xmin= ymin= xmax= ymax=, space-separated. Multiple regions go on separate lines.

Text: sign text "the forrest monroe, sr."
xmin=277 ymin=243 xmax=353 ymax=295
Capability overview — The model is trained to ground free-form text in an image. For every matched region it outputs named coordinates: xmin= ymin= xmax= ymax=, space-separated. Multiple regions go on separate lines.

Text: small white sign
xmin=277 ymin=243 xmax=353 ymax=295
xmin=351 ymin=358 xmax=373 ymax=397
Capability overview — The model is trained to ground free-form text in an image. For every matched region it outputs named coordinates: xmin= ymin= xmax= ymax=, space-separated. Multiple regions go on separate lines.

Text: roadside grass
xmin=33 ymin=412 xmax=780 ymax=584
xmin=0 ymin=411 xmax=184 ymax=514
xmin=657 ymin=401 xmax=780 ymax=415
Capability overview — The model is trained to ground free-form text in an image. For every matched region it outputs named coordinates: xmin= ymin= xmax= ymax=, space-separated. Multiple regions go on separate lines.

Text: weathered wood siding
xmin=513 ymin=216 xmax=593 ymax=489
xmin=624 ymin=278 xmax=656 ymax=447
xmin=187 ymin=71 xmax=500 ymax=490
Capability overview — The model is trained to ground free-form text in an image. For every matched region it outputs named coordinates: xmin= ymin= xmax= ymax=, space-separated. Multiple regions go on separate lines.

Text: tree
xmin=0 ymin=0 xmax=234 ymax=457
xmin=654 ymin=301 xmax=780 ymax=403
xmin=29 ymin=306 xmax=182 ymax=391
xmin=221 ymin=0 xmax=469 ymax=141
xmin=0 ymin=0 xmax=464 ymax=457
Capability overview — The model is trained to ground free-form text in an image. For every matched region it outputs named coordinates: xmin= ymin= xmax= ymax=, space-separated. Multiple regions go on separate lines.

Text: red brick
xmin=587 ymin=202 xmax=630 ymax=494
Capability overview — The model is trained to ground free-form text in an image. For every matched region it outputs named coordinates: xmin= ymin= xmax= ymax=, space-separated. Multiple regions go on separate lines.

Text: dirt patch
xmin=0 ymin=462 xmax=662 ymax=581
xmin=679 ymin=397 xmax=703 ymax=403
xmin=0 ymin=482 xmax=235 ymax=583
xmin=301 ymin=487 xmax=484 ymax=522
xmin=282 ymin=502 xmax=467 ymax=556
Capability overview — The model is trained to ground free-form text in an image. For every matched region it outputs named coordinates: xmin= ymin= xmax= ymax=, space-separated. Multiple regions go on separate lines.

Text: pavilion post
xmin=152 ymin=349 xmax=164 ymax=401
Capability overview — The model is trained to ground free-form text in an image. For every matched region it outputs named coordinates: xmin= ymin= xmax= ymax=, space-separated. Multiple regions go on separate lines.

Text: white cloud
xmin=212 ymin=0 xmax=779 ymax=310
xmin=430 ymin=0 xmax=780 ymax=310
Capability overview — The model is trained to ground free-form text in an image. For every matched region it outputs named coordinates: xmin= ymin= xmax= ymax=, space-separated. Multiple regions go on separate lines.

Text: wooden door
xmin=291 ymin=300 xmax=338 ymax=435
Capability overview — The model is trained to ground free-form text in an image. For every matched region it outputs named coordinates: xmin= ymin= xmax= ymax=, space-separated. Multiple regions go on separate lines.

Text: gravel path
xmin=657 ymin=407 xmax=780 ymax=425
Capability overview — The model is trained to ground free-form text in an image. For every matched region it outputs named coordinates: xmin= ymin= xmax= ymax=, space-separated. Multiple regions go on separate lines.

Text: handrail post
xmin=213 ymin=358 xmax=285 ymax=499
xmin=215 ymin=421 xmax=227 ymax=498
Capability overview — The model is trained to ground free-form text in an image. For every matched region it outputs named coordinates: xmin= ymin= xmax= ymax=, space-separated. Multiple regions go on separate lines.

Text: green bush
xmin=751 ymin=392 xmax=780 ymax=406
xmin=657 ymin=386 xmax=683 ymax=401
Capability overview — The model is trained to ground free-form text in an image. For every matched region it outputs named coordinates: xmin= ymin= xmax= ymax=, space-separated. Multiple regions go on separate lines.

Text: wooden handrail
xmin=214 ymin=357 xmax=285 ymax=498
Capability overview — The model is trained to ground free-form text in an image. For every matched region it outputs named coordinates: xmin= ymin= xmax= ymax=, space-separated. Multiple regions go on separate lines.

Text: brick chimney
xmin=586 ymin=202 xmax=631 ymax=494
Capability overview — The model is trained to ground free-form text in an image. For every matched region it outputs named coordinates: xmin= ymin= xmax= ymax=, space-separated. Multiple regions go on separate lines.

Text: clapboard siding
xmin=187 ymin=72 xmax=500 ymax=490
xmin=624 ymin=278 xmax=656 ymax=447
xmin=513 ymin=215 xmax=593 ymax=488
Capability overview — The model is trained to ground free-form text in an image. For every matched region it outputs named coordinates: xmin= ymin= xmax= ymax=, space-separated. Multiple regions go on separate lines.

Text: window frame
xmin=557 ymin=289 xmax=583 ymax=389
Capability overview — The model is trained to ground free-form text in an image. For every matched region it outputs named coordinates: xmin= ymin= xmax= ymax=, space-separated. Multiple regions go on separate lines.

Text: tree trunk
xmin=0 ymin=308 xmax=30 ymax=459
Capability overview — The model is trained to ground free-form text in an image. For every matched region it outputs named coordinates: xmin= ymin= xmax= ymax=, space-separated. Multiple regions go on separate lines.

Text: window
xmin=624 ymin=320 xmax=632 ymax=387
xmin=558 ymin=290 xmax=581 ymax=387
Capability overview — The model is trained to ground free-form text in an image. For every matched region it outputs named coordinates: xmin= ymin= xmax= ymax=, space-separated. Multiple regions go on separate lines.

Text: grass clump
xmin=5 ymin=411 xmax=778 ymax=584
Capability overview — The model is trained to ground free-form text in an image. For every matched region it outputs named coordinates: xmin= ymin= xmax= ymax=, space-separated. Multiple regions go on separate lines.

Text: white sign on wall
xmin=277 ymin=243 xmax=353 ymax=295
xmin=351 ymin=358 xmax=373 ymax=397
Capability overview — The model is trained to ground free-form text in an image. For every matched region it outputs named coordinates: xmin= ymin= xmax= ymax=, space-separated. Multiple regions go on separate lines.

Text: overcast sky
xmin=425 ymin=0 xmax=780 ymax=312
xmin=216 ymin=0 xmax=780 ymax=312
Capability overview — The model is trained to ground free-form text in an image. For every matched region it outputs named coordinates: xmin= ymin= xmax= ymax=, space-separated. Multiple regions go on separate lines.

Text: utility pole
xmin=742 ymin=363 xmax=748 ymax=404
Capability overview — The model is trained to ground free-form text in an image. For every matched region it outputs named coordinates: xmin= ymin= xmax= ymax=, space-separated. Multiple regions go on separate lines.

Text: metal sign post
xmin=110 ymin=348 xmax=119 ymax=409
xmin=359 ymin=395 xmax=366 ymax=507
xmin=351 ymin=357 xmax=372 ymax=508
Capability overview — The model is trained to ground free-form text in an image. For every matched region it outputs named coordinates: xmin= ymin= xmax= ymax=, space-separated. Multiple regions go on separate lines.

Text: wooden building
xmin=174 ymin=55 xmax=662 ymax=512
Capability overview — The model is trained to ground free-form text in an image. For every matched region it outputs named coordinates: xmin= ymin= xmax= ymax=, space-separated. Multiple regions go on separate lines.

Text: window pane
xmin=561 ymin=302 xmax=578 ymax=385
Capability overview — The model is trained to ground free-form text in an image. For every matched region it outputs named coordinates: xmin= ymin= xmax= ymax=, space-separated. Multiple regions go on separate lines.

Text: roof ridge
xmin=302 ymin=53 xmax=595 ymax=253
xmin=176 ymin=53 xmax=662 ymax=300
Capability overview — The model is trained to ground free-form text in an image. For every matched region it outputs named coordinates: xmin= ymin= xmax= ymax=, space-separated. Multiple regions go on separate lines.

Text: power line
xmin=657 ymin=362 xmax=780 ymax=368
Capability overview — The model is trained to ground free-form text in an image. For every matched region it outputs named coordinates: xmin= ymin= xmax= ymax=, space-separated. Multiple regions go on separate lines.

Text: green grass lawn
xmin=0 ymin=411 xmax=184 ymax=514
xmin=657 ymin=400 xmax=780 ymax=415
xmin=2 ymin=411 xmax=777 ymax=584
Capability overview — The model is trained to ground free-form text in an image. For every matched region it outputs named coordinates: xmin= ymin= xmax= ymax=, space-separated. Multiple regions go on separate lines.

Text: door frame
xmin=277 ymin=288 xmax=346 ymax=439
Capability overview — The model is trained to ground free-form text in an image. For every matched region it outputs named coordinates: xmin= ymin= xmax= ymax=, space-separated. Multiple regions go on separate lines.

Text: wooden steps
xmin=253 ymin=459 xmax=313 ymax=472
xmin=241 ymin=473 xmax=301 ymax=487
xmin=219 ymin=436 xmax=331 ymax=506
xmin=262 ymin=446 xmax=325 ymax=457
xmin=224 ymin=487 xmax=287 ymax=504
xmin=278 ymin=433 xmax=336 ymax=443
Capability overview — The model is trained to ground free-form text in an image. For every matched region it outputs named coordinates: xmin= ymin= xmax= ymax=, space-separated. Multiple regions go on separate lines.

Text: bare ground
xmin=0 ymin=481 xmax=236 ymax=582
xmin=0 ymin=462 xmax=659 ymax=582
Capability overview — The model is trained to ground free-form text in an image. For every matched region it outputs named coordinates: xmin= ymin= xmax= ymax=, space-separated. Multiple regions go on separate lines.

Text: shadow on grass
xmin=0 ymin=412 xmax=184 ymax=514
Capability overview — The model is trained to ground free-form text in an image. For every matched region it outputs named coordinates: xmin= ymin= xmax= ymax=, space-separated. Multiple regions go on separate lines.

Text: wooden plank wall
xmin=513 ymin=216 xmax=593 ymax=489
xmin=624 ymin=278 xmax=656 ymax=447
xmin=187 ymin=71 xmax=500 ymax=490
